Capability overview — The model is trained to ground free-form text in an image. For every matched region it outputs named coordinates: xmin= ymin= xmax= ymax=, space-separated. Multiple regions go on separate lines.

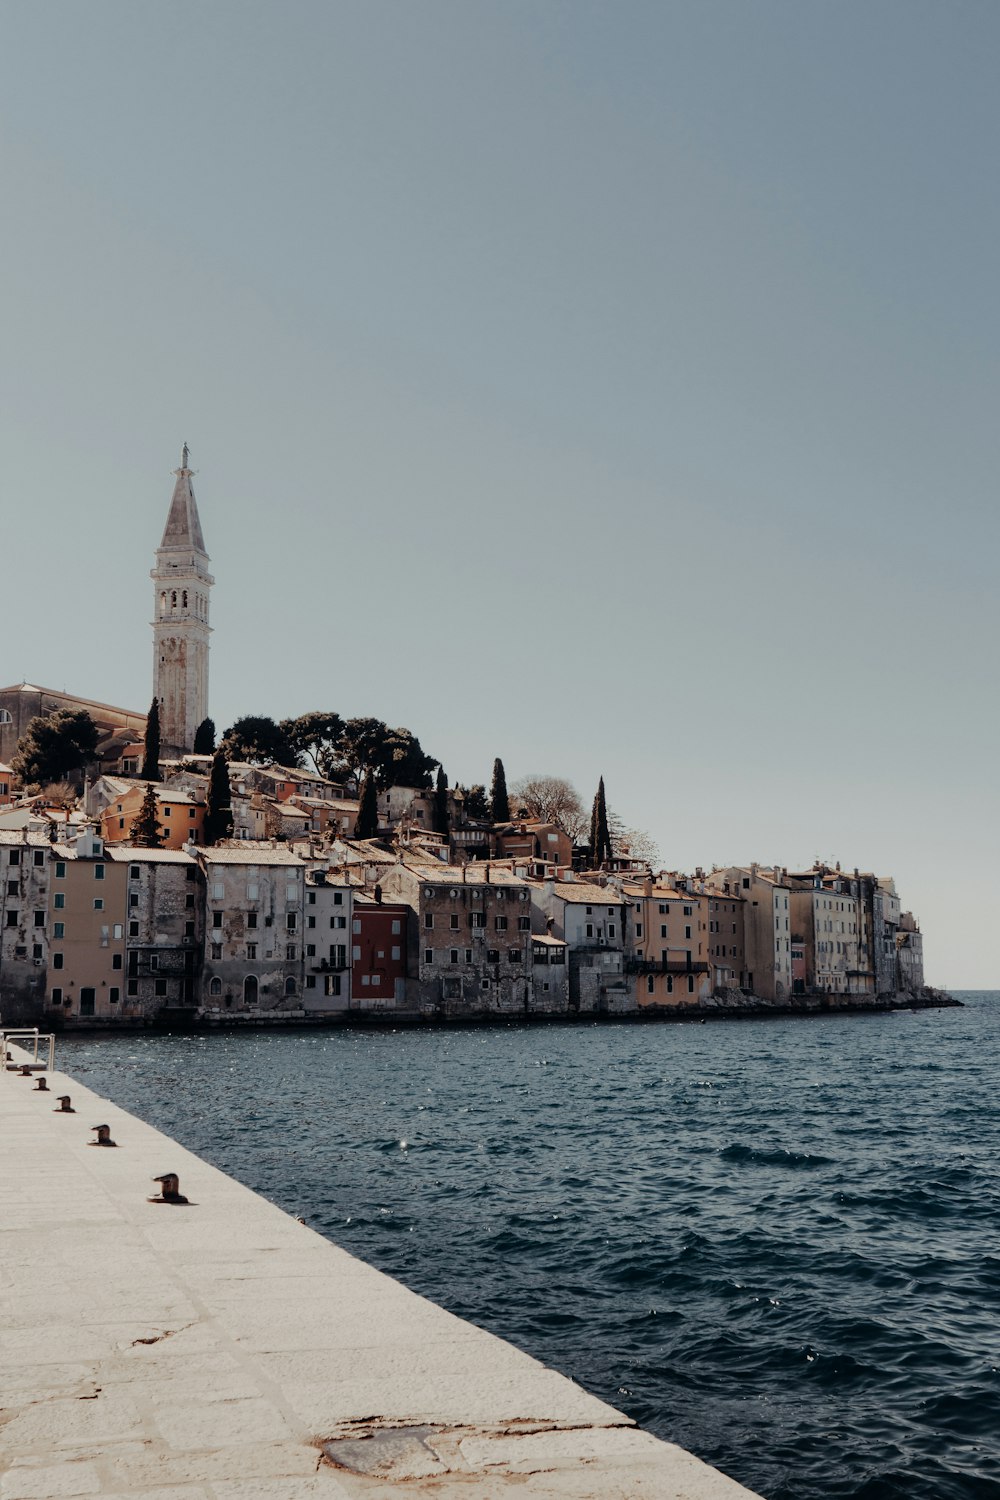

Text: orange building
xmin=101 ymin=785 xmax=206 ymax=849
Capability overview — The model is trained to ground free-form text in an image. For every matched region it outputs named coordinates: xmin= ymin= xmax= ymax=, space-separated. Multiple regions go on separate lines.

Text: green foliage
xmin=281 ymin=711 xmax=344 ymax=778
xmin=132 ymin=783 xmax=163 ymax=848
xmin=354 ymin=771 xmax=379 ymax=839
xmin=11 ymin=710 xmax=100 ymax=789
xmin=221 ymin=715 xmax=300 ymax=768
xmin=434 ymin=766 xmax=450 ymax=835
xmin=463 ymin=784 xmax=490 ymax=821
xmin=193 ymin=717 xmax=216 ymax=755
xmin=204 ymin=748 xmax=233 ymax=845
xmin=590 ymin=776 xmax=613 ymax=869
xmin=142 ymin=697 xmax=161 ymax=781
xmin=489 ymin=758 xmax=510 ymax=823
xmin=326 ymin=718 xmax=436 ymax=790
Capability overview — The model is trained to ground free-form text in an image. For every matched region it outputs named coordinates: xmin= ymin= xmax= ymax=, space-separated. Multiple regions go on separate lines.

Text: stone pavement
xmin=0 ymin=1048 xmax=762 ymax=1499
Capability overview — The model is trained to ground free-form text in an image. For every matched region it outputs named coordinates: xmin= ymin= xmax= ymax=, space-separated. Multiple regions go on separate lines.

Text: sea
xmin=58 ymin=992 xmax=1000 ymax=1500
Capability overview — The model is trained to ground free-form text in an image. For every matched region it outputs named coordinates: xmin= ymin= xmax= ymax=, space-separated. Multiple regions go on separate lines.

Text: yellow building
xmin=621 ymin=876 xmax=711 ymax=1006
xmin=101 ymin=785 xmax=206 ymax=849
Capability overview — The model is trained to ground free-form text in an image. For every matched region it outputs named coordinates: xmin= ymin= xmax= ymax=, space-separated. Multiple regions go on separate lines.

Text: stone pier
xmin=0 ymin=1049 xmax=761 ymax=1499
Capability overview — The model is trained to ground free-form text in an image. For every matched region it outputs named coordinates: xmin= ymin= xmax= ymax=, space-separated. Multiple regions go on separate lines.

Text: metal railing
xmin=2 ymin=1028 xmax=56 ymax=1072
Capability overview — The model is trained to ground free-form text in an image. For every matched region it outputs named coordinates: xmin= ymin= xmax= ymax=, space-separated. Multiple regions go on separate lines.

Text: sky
xmin=1 ymin=1 xmax=997 ymax=986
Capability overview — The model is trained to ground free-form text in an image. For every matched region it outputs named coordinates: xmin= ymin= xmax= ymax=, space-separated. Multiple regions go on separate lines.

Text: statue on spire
xmin=181 ymin=442 xmax=190 ymax=470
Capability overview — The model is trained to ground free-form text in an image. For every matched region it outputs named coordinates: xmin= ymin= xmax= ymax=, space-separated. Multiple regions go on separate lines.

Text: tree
xmin=609 ymin=810 xmax=659 ymax=868
xmin=490 ymin=758 xmax=510 ymax=823
xmin=463 ymin=784 xmax=490 ymax=821
xmin=132 ymin=783 xmax=163 ymax=848
xmin=11 ymin=710 xmax=100 ymax=790
xmin=220 ymin=716 xmax=299 ymax=767
xmin=354 ymin=771 xmax=379 ymax=839
xmin=509 ymin=775 xmax=588 ymax=842
xmin=281 ymin=711 xmax=343 ymax=778
xmin=204 ymin=748 xmax=233 ymax=845
xmin=193 ymin=717 xmax=216 ymax=755
xmin=590 ymin=776 xmax=613 ymax=869
xmin=328 ymin=718 xmax=436 ymax=790
xmin=141 ymin=697 xmax=161 ymax=781
xmin=433 ymin=766 xmax=450 ymax=835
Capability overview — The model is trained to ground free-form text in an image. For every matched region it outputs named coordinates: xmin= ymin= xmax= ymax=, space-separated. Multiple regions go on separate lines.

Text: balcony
xmin=625 ymin=957 xmax=710 ymax=976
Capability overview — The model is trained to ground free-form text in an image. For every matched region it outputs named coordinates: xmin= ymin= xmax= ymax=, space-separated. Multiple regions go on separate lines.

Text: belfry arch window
xmin=159 ymin=591 xmax=167 ymax=616
xmin=182 ymin=590 xmax=188 ymax=609
xmin=171 ymin=590 xmax=177 ymax=609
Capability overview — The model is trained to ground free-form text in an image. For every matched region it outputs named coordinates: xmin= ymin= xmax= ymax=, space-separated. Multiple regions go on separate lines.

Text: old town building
xmin=529 ymin=876 xmax=629 ymax=1013
xmin=151 ymin=446 xmax=213 ymax=758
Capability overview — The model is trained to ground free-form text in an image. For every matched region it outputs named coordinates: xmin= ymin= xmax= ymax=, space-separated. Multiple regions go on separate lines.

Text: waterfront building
xmin=529 ymin=876 xmax=629 ymax=1013
xmin=0 ymin=830 xmax=54 ymax=1023
xmin=107 ymin=846 xmax=202 ymax=1018
xmin=302 ymin=867 xmax=353 ymax=1011
xmin=705 ymin=865 xmax=792 ymax=1001
xmin=198 ymin=845 xmax=306 ymax=1015
xmin=529 ymin=931 xmax=570 ymax=1011
xmin=620 ymin=876 xmax=712 ymax=1007
xmin=897 ymin=912 xmax=925 ymax=991
xmin=351 ymin=893 xmax=409 ymax=1009
xmin=46 ymin=832 xmax=126 ymax=1024
xmin=380 ymin=860 xmax=534 ymax=1015
xmin=151 ymin=446 xmax=213 ymax=758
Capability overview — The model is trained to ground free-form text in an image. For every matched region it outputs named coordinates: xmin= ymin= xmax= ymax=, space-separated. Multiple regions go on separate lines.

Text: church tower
xmin=151 ymin=445 xmax=213 ymax=757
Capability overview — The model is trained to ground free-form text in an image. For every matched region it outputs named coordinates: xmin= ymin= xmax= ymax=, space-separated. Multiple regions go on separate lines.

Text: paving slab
xmin=0 ymin=1047 xmax=763 ymax=1498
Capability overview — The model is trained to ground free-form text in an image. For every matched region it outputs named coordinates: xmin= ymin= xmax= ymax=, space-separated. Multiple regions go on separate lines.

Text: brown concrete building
xmin=621 ymin=877 xmax=711 ymax=1007
xmin=100 ymin=784 xmax=206 ymax=849
xmin=106 ymin=847 xmax=202 ymax=1019
xmin=46 ymin=832 xmax=127 ymax=1024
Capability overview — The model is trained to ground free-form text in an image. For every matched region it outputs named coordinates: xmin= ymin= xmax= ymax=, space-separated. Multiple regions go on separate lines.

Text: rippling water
xmin=58 ymin=993 xmax=1000 ymax=1500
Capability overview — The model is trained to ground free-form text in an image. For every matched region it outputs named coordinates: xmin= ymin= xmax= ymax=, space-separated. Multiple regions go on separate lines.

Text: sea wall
xmin=0 ymin=1043 xmax=761 ymax=1499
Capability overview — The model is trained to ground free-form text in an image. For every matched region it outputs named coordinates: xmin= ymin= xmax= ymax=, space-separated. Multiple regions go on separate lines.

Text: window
xmin=54 ymin=893 xmax=65 ymax=910
xmin=247 ymin=943 xmax=257 ymax=960
xmin=184 ymin=921 xmax=195 ymax=938
xmin=351 ymin=944 xmax=361 ymax=960
xmin=129 ymin=921 xmax=140 ymax=937
xmin=211 ymin=943 xmax=222 ymax=960
xmin=586 ymin=924 xmax=593 ymax=939
xmin=352 ymin=917 xmax=361 ymax=935
xmin=94 ymin=865 xmax=105 ymax=881
xmin=55 ymin=861 xmax=65 ymax=879
xmin=331 ymin=915 xmax=346 ymax=929
xmin=465 ymin=949 xmax=472 ymax=963
xmin=129 ymin=892 xmax=139 ymax=908
xmin=684 ymin=925 xmax=691 ymax=940
xmin=470 ymin=912 xmax=486 ymax=929
xmin=286 ymin=912 xmax=297 ymax=931
xmin=518 ymin=916 xmax=530 ymax=931
xmin=286 ymin=884 xmax=298 ymax=903
xmin=508 ymin=949 xmax=522 ymax=963
xmin=185 ymin=893 xmax=195 ymax=908
xmin=51 ymin=987 xmax=63 ymax=1005
xmin=307 ymin=892 xmax=316 ymax=905
xmin=209 ymin=977 xmax=222 ymax=996
xmin=5 ymin=909 xmax=18 ymax=927
xmin=53 ymin=921 xmax=64 ymax=939
xmin=247 ymin=912 xmax=258 ymax=929
xmin=127 ymin=980 xmax=138 ymax=997
xmin=450 ymin=914 xmax=459 ymax=929
xmin=212 ymin=912 xmax=223 ymax=928
xmin=635 ymin=922 xmax=644 ymax=938
xmin=33 ymin=909 xmax=44 ymax=927
xmin=109 ymin=987 xmax=120 ymax=1004
xmin=94 ymin=899 xmax=104 ymax=911
xmin=424 ymin=913 xmax=434 ymax=928
xmin=450 ymin=949 xmax=459 ymax=964
xmin=495 ymin=915 xmax=508 ymax=931
xmin=687 ymin=975 xmax=694 ymax=994
xmin=155 ymin=979 xmax=168 ymax=996
xmin=660 ymin=924 xmax=667 ymax=938
xmin=8 ymin=850 xmax=19 ymax=866
xmin=285 ymin=977 xmax=297 ymax=995
xmin=333 ymin=892 xmax=343 ymax=905
xmin=325 ymin=974 xmax=341 ymax=996
xmin=31 ymin=943 xmax=42 ymax=960
xmin=246 ymin=883 xmax=258 ymax=900
xmin=286 ymin=944 xmax=296 ymax=960
xmin=163 ymin=807 xmax=171 ymax=818
xmin=647 ymin=975 xmax=655 ymax=994
xmin=487 ymin=949 xmax=500 ymax=963
xmin=52 ymin=952 xmax=63 ymax=970
xmin=6 ymin=881 xmax=16 ymax=897
xmin=33 ymin=850 xmax=44 ymax=867
xmin=608 ymin=924 xmax=616 ymax=938
xmin=307 ymin=915 xmax=316 ymax=929
xmin=424 ymin=948 xmax=434 ymax=964
xmin=80 ymin=989 xmax=96 ymax=1017
xmin=391 ymin=919 xmax=401 ymax=935
xmin=112 ymin=953 xmax=123 ymax=970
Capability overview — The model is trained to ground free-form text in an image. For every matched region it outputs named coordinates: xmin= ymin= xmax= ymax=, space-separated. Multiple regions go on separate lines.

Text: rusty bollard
xmin=34 ymin=1076 xmax=49 ymax=1092
xmin=89 ymin=1124 xmax=117 ymax=1148
xmin=18 ymin=1064 xmax=33 ymax=1078
xmin=149 ymin=1173 xmax=189 ymax=1205
xmin=54 ymin=1095 xmax=75 ymax=1113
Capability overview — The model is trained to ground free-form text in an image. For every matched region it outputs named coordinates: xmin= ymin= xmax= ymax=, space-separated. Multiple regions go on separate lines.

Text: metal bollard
xmin=89 ymin=1124 xmax=117 ymax=1147
xmin=149 ymin=1172 xmax=189 ymax=1205
xmin=54 ymin=1095 xmax=75 ymax=1113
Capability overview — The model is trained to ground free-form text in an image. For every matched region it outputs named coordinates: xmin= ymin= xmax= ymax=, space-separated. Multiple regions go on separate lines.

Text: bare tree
xmin=509 ymin=775 xmax=588 ymax=842
xmin=609 ymin=809 xmax=659 ymax=867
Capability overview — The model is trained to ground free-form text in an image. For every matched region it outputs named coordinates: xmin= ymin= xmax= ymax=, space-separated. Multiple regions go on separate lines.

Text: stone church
xmin=0 ymin=448 xmax=213 ymax=770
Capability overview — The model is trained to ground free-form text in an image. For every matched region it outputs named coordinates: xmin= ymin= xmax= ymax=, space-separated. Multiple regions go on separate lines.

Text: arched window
xmin=209 ymin=977 xmax=222 ymax=996
xmin=159 ymin=592 xmax=167 ymax=616
xmin=646 ymin=974 xmax=655 ymax=994
xmin=0 ymin=708 xmax=12 ymax=724
xmin=284 ymin=977 xmax=297 ymax=996
xmin=243 ymin=975 xmax=258 ymax=1005
xmin=182 ymin=590 xmax=188 ymax=609
xmin=171 ymin=590 xmax=177 ymax=608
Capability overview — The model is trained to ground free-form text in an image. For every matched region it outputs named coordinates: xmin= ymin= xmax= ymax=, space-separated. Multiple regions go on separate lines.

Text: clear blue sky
xmin=2 ymin=2 xmax=997 ymax=985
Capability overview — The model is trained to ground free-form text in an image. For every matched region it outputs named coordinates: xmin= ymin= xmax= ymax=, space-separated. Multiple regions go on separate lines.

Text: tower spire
xmin=151 ymin=446 xmax=214 ymax=757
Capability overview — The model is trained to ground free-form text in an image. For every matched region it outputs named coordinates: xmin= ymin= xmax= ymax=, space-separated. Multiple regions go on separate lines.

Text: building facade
xmin=151 ymin=446 xmax=213 ymax=757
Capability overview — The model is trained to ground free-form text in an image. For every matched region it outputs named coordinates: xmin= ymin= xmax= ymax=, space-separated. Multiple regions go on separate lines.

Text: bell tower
xmin=151 ymin=445 xmax=213 ymax=757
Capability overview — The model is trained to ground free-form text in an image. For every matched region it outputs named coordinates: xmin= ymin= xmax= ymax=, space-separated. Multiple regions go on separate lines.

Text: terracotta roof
xmin=105 ymin=847 xmax=197 ymax=865
xmin=199 ymin=845 xmax=307 ymax=866
xmin=401 ymin=861 xmax=530 ymax=888
xmin=0 ymin=829 xmax=54 ymax=847
xmin=546 ymin=881 xmax=624 ymax=905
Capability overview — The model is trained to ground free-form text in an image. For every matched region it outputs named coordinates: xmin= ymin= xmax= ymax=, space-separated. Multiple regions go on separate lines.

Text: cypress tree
xmin=434 ymin=766 xmax=450 ymax=835
xmin=141 ymin=698 xmax=161 ymax=781
xmin=354 ymin=771 xmax=379 ymax=839
xmin=204 ymin=748 xmax=233 ymax=845
xmin=590 ymin=776 xmax=612 ymax=869
xmin=490 ymin=757 xmax=510 ymax=823
xmin=133 ymin=783 xmax=163 ymax=848
xmin=193 ymin=717 xmax=216 ymax=755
